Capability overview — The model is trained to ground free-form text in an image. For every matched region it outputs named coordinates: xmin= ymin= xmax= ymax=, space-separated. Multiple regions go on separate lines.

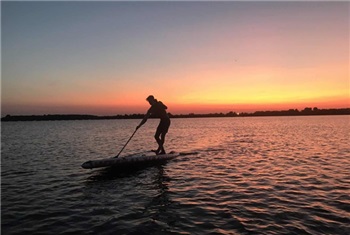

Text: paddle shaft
xmin=114 ymin=129 xmax=137 ymax=158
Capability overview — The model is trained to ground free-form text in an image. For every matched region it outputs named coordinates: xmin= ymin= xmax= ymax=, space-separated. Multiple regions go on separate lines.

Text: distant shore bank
xmin=1 ymin=107 xmax=349 ymax=122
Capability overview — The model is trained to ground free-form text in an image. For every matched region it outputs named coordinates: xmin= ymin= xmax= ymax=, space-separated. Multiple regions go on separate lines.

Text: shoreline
xmin=1 ymin=108 xmax=349 ymax=122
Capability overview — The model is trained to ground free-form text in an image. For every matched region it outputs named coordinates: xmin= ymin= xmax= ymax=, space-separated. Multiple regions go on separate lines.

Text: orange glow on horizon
xmin=3 ymin=93 xmax=348 ymax=116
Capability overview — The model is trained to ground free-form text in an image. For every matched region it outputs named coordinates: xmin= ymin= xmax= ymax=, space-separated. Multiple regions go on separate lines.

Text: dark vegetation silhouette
xmin=1 ymin=107 xmax=349 ymax=122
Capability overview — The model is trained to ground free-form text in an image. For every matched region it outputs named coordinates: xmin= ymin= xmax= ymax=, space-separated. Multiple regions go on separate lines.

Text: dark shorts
xmin=156 ymin=118 xmax=171 ymax=135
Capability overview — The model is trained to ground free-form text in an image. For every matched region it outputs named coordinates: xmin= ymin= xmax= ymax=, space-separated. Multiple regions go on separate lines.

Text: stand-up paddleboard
xmin=81 ymin=151 xmax=180 ymax=169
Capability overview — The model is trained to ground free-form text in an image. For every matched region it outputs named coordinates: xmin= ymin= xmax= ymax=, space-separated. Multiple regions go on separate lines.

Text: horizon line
xmin=2 ymin=106 xmax=350 ymax=118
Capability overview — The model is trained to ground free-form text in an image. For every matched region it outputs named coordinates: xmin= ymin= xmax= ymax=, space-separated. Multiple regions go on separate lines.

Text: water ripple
xmin=2 ymin=117 xmax=350 ymax=234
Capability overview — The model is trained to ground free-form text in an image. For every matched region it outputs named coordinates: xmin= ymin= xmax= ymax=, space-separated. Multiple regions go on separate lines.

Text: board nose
xmin=81 ymin=161 xmax=92 ymax=169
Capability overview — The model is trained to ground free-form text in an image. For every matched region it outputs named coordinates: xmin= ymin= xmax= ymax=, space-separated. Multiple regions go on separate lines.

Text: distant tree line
xmin=238 ymin=107 xmax=350 ymax=117
xmin=1 ymin=107 xmax=349 ymax=122
xmin=1 ymin=114 xmax=145 ymax=122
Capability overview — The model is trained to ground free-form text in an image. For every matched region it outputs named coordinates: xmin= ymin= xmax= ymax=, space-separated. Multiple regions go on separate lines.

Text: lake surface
xmin=1 ymin=116 xmax=350 ymax=235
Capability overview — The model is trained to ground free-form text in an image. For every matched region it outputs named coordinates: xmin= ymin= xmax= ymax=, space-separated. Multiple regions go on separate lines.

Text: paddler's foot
xmin=152 ymin=149 xmax=160 ymax=155
xmin=158 ymin=150 xmax=166 ymax=155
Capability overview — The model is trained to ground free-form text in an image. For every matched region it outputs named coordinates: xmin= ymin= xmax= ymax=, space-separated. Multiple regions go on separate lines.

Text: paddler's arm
xmin=136 ymin=110 xmax=151 ymax=130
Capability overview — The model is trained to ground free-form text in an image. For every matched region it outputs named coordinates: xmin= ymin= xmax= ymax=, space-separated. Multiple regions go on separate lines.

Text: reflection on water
xmin=1 ymin=116 xmax=350 ymax=234
xmin=86 ymin=161 xmax=167 ymax=181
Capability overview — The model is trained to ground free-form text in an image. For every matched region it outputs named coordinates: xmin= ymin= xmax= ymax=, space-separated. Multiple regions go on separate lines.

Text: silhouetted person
xmin=136 ymin=95 xmax=171 ymax=155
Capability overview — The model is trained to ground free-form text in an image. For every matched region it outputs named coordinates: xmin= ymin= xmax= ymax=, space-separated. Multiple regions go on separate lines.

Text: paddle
xmin=114 ymin=128 xmax=138 ymax=158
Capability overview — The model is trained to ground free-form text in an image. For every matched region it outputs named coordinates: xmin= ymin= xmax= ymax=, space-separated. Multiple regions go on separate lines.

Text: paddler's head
xmin=146 ymin=95 xmax=156 ymax=105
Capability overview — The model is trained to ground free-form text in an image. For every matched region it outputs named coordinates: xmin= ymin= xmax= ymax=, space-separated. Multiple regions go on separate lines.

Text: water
xmin=1 ymin=116 xmax=350 ymax=235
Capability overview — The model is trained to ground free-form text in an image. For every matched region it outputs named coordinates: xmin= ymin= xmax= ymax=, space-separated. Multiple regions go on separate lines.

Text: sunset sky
xmin=1 ymin=1 xmax=349 ymax=115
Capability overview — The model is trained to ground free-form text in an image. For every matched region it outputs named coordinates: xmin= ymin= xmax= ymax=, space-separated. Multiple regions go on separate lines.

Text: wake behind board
xmin=81 ymin=151 xmax=180 ymax=169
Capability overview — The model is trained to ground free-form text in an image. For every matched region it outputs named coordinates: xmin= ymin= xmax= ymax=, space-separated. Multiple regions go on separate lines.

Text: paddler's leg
xmin=154 ymin=126 xmax=162 ymax=155
xmin=158 ymin=132 xmax=166 ymax=155
xmin=154 ymin=131 xmax=166 ymax=155
xmin=153 ymin=119 xmax=169 ymax=155
xmin=158 ymin=118 xmax=170 ymax=155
